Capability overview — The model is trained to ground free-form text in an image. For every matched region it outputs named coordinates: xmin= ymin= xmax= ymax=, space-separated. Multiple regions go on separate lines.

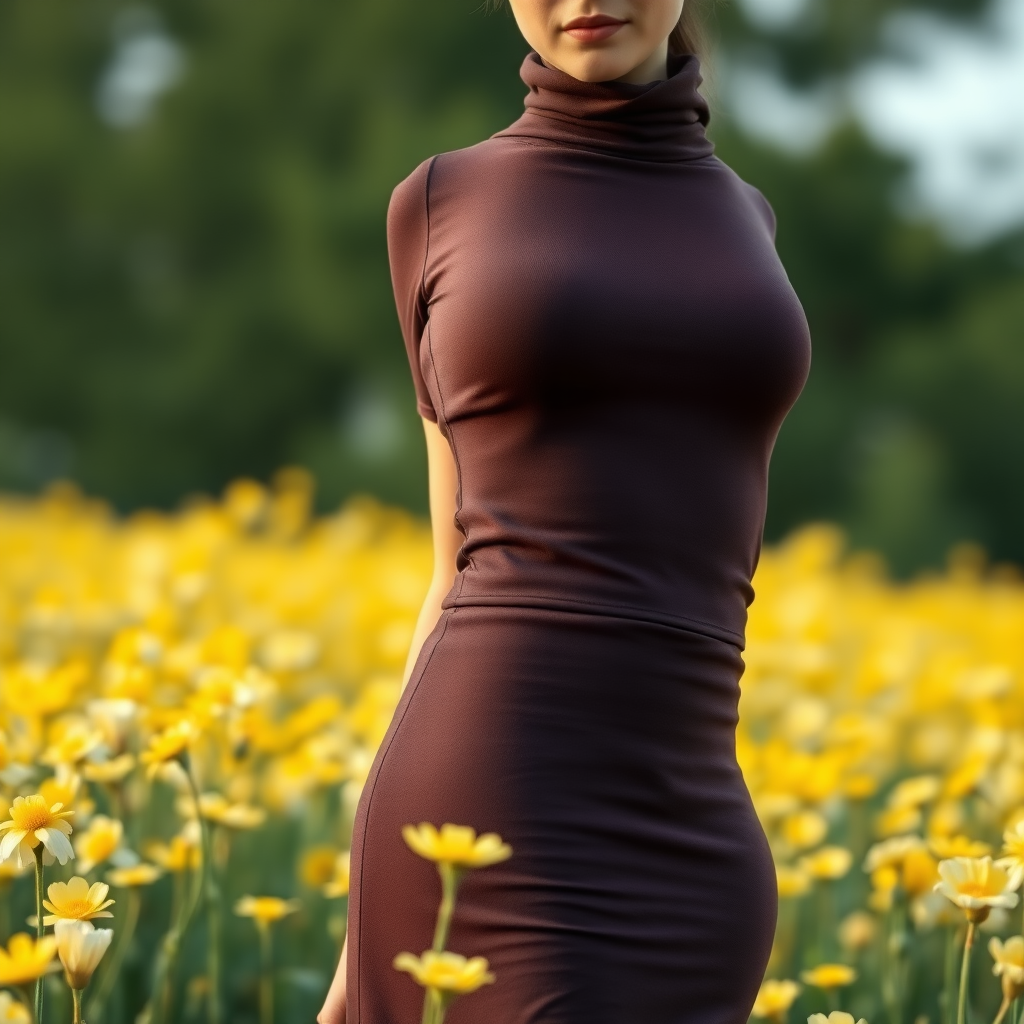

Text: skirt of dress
xmin=347 ymin=604 xmax=778 ymax=1024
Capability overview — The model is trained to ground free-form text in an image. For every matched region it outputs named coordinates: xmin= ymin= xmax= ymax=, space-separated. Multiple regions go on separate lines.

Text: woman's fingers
xmin=317 ymin=936 xmax=348 ymax=1023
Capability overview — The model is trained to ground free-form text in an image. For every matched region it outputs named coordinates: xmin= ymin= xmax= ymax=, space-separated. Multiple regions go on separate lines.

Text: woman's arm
xmin=401 ymin=419 xmax=464 ymax=689
xmin=317 ymin=419 xmax=461 ymax=1024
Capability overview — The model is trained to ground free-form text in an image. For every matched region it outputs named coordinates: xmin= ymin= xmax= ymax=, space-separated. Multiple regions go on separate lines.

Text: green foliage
xmin=0 ymin=0 xmax=1021 ymax=572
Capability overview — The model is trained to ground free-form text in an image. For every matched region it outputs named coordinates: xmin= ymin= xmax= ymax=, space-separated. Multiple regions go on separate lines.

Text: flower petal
xmin=37 ymin=828 xmax=75 ymax=865
xmin=0 ymin=830 xmax=27 ymax=862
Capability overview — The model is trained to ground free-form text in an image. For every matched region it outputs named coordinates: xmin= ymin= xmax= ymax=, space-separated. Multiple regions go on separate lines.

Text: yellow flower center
xmin=12 ymin=806 xmax=53 ymax=832
xmin=958 ymin=882 xmax=995 ymax=898
xmin=57 ymin=899 xmax=94 ymax=918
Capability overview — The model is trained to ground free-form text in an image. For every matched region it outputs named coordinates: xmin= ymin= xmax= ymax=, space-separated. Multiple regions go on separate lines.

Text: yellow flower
xmin=864 ymin=835 xmax=926 ymax=873
xmin=41 ymin=724 xmax=103 ymax=767
xmin=945 ymin=755 xmax=988 ymax=799
xmin=73 ymin=816 xmax=124 ymax=874
xmin=234 ymin=896 xmax=301 ymax=926
xmin=782 ymin=810 xmax=828 ymax=850
xmin=0 ymin=795 xmax=75 ymax=867
xmin=402 ymin=823 xmax=512 ymax=869
xmin=800 ymin=846 xmax=853 ymax=881
xmin=800 ymin=964 xmax=858 ymax=990
xmin=223 ymin=478 xmax=269 ymax=529
xmin=989 ymin=935 xmax=1024 ymax=1002
xmin=42 ymin=877 xmax=115 ymax=925
xmin=0 ymin=933 xmax=60 ymax=986
xmin=323 ymin=852 xmax=351 ymax=899
xmin=145 ymin=835 xmax=200 ymax=873
xmin=0 ymin=991 xmax=31 ymax=1023
xmin=140 ymin=720 xmax=199 ymax=779
xmin=844 ymin=775 xmax=880 ymax=801
xmin=393 ymin=950 xmax=495 ymax=994
xmin=299 ymin=846 xmax=339 ymax=888
xmin=927 ymin=800 xmax=964 ymax=839
xmin=38 ymin=767 xmax=83 ymax=814
xmin=869 ymin=866 xmax=898 ymax=913
xmin=934 ymin=857 xmax=1023 ymax=923
xmin=107 ymin=863 xmax=163 ymax=887
xmin=82 ymin=754 xmax=136 ymax=784
xmin=54 ymin=919 xmax=113 ymax=990
xmin=777 ymin=864 xmax=812 ymax=899
xmin=929 ymin=835 xmax=992 ymax=859
xmin=838 ymin=911 xmax=877 ymax=952
xmin=0 ymin=859 xmax=31 ymax=882
xmin=751 ymin=979 xmax=801 ymax=1021
xmin=996 ymin=820 xmax=1024 ymax=875
xmin=888 ymin=775 xmax=941 ymax=810
xmin=901 ymin=847 xmax=939 ymax=897
xmin=875 ymin=806 xmax=922 ymax=838
xmin=197 ymin=793 xmax=266 ymax=831
xmin=807 ymin=1014 xmax=867 ymax=1024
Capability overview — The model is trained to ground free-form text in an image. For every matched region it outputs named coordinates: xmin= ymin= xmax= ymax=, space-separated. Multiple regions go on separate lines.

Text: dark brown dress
xmin=349 ymin=51 xmax=811 ymax=1024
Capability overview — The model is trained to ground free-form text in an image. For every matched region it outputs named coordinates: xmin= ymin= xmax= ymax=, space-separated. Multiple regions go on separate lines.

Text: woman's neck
xmin=538 ymin=41 xmax=670 ymax=87
xmin=614 ymin=41 xmax=669 ymax=85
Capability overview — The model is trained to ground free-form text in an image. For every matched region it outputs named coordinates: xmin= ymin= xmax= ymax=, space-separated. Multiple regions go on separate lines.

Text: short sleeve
xmin=387 ymin=157 xmax=438 ymax=422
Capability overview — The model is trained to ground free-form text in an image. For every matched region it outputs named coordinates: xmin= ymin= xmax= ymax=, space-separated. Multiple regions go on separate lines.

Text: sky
xmin=728 ymin=0 xmax=1024 ymax=245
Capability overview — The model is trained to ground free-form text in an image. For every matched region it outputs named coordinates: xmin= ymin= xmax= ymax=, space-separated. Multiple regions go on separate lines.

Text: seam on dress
xmin=420 ymin=163 xmax=473 ymax=596
xmin=354 ymin=605 xmax=456 ymax=1024
xmin=418 ymin=156 xmax=437 ymax=311
xmin=424 ymin=319 xmax=472 ymax=599
xmin=448 ymin=592 xmax=745 ymax=646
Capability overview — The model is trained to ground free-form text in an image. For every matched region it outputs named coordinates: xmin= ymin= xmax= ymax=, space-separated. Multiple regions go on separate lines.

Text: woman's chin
xmin=543 ymin=46 xmax=648 ymax=84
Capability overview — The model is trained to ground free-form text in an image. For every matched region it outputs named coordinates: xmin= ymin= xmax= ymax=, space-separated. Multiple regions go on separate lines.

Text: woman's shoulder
xmin=389 ymin=137 xmax=535 ymax=219
xmin=700 ymin=156 xmax=778 ymax=241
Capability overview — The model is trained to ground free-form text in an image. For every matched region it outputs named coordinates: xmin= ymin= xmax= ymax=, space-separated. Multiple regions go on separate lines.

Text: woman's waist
xmin=442 ymin=566 xmax=749 ymax=649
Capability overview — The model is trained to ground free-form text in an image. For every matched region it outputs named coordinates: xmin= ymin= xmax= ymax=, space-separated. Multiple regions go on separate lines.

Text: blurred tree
xmin=0 ymin=0 xmax=1021 ymax=573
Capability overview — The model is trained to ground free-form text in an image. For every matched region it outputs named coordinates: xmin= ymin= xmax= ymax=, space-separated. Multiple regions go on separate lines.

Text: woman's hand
xmin=318 ymin=935 xmax=348 ymax=1024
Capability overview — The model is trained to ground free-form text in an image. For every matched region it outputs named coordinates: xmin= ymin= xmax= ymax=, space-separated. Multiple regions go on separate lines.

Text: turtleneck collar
xmin=493 ymin=50 xmax=714 ymax=163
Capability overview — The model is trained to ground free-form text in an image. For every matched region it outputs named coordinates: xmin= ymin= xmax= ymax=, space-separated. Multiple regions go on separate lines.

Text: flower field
xmin=1 ymin=474 xmax=1024 ymax=1024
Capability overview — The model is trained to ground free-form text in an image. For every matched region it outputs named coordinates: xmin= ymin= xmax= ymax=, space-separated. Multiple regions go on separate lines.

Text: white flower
xmin=808 ymin=1013 xmax=868 ymax=1024
xmin=935 ymin=857 xmax=1024 ymax=923
xmin=54 ymin=919 xmax=114 ymax=990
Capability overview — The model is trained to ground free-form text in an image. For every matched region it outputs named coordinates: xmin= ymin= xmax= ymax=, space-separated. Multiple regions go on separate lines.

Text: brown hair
xmin=668 ymin=3 xmax=712 ymax=62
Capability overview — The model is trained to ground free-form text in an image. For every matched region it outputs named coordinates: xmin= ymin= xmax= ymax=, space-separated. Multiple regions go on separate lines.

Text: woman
xmin=319 ymin=1 xmax=810 ymax=1021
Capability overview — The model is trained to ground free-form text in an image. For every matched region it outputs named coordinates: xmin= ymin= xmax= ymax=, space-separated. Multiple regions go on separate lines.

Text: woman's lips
xmin=562 ymin=15 xmax=627 ymax=43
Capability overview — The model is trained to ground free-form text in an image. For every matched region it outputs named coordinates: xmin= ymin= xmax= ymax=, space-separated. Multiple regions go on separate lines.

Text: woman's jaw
xmin=507 ymin=1 xmax=685 ymax=85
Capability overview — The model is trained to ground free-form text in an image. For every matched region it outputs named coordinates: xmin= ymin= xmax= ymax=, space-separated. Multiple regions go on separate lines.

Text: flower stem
xmin=207 ymin=873 xmax=223 ymax=1024
xmin=421 ymin=988 xmax=443 ymax=1024
xmin=33 ymin=846 xmax=44 ymax=1024
xmin=430 ymin=864 xmax=461 ymax=953
xmin=993 ymin=996 xmax=1012 ymax=1024
xmin=73 ymin=987 xmax=84 ymax=1024
xmin=436 ymin=991 xmax=454 ymax=1024
xmin=147 ymin=869 xmax=190 ymax=1024
xmin=957 ymin=921 xmax=976 ymax=1024
xmin=943 ymin=925 xmax=960 ymax=1024
xmin=258 ymin=923 xmax=274 ymax=1024
xmin=419 ymin=987 xmax=434 ymax=1024
xmin=0 ymin=880 xmax=11 ymax=943
xmin=183 ymin=758 xmax=222 ymax=1024
xmin=87 ymin=887 xmax=141 ymax=1023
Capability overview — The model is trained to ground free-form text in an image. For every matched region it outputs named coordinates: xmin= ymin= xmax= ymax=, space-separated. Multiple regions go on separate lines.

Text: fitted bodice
xmin=387 ymin=53 xmax=811 ymax=647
